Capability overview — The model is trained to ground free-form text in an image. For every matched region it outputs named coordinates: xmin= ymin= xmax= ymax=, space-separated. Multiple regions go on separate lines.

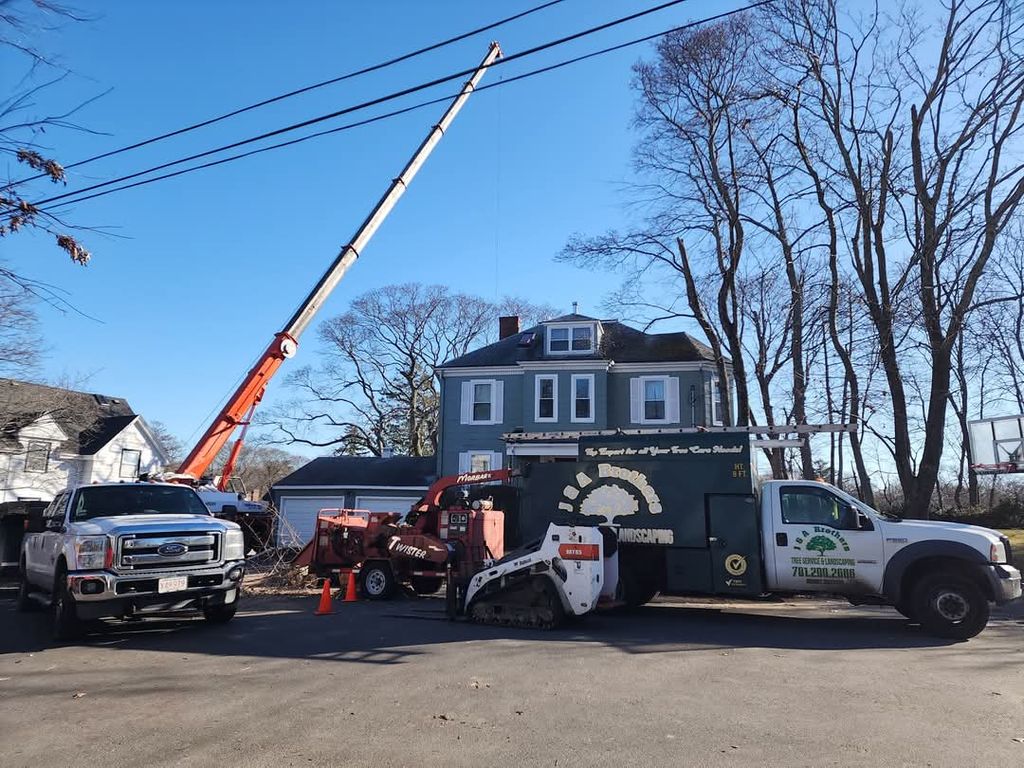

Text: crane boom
xmin=177 ymin=41 xmax=502 ymax=483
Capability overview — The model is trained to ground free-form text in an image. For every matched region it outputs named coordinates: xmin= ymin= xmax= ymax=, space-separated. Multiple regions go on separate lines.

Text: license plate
xmin=158 ymin=576 xmax=188 ymax=594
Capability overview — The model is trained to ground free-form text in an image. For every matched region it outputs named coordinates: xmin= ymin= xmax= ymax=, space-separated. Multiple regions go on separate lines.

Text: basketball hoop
xmin=969 ymin=415 xmax=1024 ymax=475
xmin=970 ymin=461 xmax=1021 ymax=475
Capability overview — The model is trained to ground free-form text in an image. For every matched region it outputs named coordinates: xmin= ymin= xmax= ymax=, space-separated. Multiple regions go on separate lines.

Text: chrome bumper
xmin=67 ymin=561 xmax=245 ymax=602
xmin=984 ymin=564 xmax=1022 ymax=604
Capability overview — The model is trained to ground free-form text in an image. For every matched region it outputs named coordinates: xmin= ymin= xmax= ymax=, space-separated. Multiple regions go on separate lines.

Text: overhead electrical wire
xmin=7 ymin=0 xmax=570 ymax=188
xmin=24 ymin=0 xmax=697 ymax=210
xmin=30 ymin=0 xmax=777 ymax=216
xmin=42 ymin=1 xmax=776 ymax=214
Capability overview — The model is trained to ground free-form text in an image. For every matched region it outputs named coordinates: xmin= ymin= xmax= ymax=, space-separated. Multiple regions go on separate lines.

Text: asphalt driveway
xmin=1 ymin=589 xmax=1022 ymax=767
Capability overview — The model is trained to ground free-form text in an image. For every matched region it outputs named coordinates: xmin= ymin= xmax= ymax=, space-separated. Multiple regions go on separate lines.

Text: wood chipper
xmin=293 ymin=469 xmax=513 ymax=599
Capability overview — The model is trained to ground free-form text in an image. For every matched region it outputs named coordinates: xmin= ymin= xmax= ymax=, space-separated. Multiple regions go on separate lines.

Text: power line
xmin=7 ymin=0 xmax=569 ymax=188
xmin=42 ymin=1 xmax=776 ymax=214
xmin=24 ymin=0 xmax=697 ymax=210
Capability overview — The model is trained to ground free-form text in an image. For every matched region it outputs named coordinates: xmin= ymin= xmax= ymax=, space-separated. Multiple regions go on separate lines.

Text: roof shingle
xmin=273 ymin=455 xmax=437 ymax=488
xmin=0 ymin=378 xmax=137 ymax=454
xmin=440 ymin=320 xmax=721 ymax=369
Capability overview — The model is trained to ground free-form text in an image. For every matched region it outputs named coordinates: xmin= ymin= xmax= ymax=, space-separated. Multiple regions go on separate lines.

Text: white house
xmin=0 ymin=379 xmax=169 ymax=503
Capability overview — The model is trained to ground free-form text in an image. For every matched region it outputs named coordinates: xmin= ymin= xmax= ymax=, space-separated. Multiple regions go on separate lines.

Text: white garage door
xmin=354 ymin=495 xmax=421 ymax=517
xmin=277 ymin=496 xmax=344 ymax=547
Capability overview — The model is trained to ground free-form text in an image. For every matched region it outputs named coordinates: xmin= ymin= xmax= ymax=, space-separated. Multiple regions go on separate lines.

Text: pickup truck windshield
xmin=71 ymin=485 xmax=210 ymax=521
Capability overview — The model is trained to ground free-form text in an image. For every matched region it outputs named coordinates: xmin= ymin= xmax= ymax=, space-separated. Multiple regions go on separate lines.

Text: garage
xmin=276 ymin=496 xmax=343 ymax=547
xmin=354 ymin=496 xmax=421 ymax=515
xmin=271 ymin=455 xmax=436 ymax=546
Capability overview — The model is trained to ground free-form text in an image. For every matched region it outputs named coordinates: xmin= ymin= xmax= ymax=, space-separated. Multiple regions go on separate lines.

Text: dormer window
xmin=546 ymin=323 xmax=595 ymax=355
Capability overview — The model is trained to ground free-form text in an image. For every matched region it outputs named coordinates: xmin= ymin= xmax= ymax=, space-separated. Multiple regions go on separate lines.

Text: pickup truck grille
xmin=117 ymin=531 xmax=220 ymax=571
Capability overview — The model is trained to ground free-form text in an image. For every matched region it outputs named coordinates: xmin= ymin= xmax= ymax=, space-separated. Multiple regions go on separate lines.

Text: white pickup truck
xmin=524 ymin=434 xmax=1023 ymax=640
xmin=17 ymin=482 xmax=246 ymax=640
xmin=606 ymin=479 xmax=1023 ymax=640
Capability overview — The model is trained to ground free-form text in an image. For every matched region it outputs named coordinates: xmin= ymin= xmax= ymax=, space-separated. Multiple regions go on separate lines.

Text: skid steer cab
xmin=446 ymin=524 xmax=617 ymax=629
xmin=292 ymin=468 xmax=516 ymax=598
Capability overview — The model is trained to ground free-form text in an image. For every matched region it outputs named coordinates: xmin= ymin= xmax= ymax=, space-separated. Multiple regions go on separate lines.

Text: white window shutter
xmin=493 ymin=381 xmax=504 ymax=424
xmin=630 ymin=378 xmax=642 ymax=423
xmin=458 ymin=451 xmax=470 ymax=473
xmin=491 ymin=451 xmax=503 ymax=470
xmin=460 ymin=382 xmax=472 ymax=424
xmin=667 ymin=377 xmax=680 ymax=423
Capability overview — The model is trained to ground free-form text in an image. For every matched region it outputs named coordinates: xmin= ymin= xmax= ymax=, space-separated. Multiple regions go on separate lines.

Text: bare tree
xmin=262 ymin=283 xmax=556 ymax=456
xmin=1 ymin=0 xmax=103 ymax=281
xmin=219 ymin=444 xmax=301 ymax=500
xmin=0 ymin=266 xmax=41 ymax=377
xmin=147 ymin=420 xmax=184 ymax=469
xmin=769 ymin=0 xmax=1024 ymax=516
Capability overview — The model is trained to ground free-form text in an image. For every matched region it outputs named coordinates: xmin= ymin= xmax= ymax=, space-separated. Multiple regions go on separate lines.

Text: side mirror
xmin=854 ymin=509 xmax=874 ymax=531
xmin=45 ymin=517 xmax=65 ymax=532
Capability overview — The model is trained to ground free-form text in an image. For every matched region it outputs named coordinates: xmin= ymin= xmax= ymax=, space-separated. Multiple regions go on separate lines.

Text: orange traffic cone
xmin=314 ymin=580 xmax=333 ymax=615
xmin=343 ymin=571 xmax=359 ymax=603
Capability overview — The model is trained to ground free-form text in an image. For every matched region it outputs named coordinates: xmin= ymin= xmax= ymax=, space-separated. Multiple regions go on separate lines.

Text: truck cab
xmin=17 ymin=482 xmax=247 ymax=640
xmin=754 ymin=479 xmax=1020 ymax=638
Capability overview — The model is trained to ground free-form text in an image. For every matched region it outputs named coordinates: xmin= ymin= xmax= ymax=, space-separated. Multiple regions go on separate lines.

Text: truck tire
xmin=911 ymin=570 xmax=989 ymax=640
xmin=410 ymin=576 xmax=443 ymax=595
xmin=16 ymin=564 xmax=37 ymax=612
xmin=360 ymin=563 xmax=396 ymax=600
xmin=52 ymin=566 xmax=83 ymax=642
xmin=203 ymin=601 xmax=238 ymax=624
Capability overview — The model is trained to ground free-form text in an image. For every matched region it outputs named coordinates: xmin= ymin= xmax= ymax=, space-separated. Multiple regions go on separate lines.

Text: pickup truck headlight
xmin=223 ymin=529 xmax=245 ymax=561
xmin=74 ymin=536 xmax=110 ymax=570
xmin=991 ymin=542 xmax=1007 ymax=563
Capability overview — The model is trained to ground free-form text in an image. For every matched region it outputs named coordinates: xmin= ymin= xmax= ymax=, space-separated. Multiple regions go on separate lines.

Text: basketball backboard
xmin=969 ymin=414 xmax=1024 ymax=473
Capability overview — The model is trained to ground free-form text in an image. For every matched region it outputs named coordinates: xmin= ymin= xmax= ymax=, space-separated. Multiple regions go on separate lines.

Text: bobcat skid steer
xmin=446 ymin=523 xmax=618 ymax=629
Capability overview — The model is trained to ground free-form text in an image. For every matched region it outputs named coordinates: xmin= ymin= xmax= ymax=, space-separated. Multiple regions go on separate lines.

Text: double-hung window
xmin=644 ymin=379 xmax=666 ymax=420
xmin=548 ymin=327 xmax=570 ymax=352
xmin=460 ymin=380 xmax=504 ymax=425
xmin=119 ymin=448 xmax=142 ymax=479
xmin=630 ymin=376 xmax=679 ymax=425
xmin=458 ymin=450 xmax=502 ymax=473
xmin=535 ymin=375 xmax=557 ymax=422
xmin=571 ymin=374 xmax=595 ymax=423
xmin=710 ymin=376 xmax=724 ymax=426
xmin=24 ymin=441 xmax=49 ymax=473
xmin=472 ymin=383 xmax=492 ymax=422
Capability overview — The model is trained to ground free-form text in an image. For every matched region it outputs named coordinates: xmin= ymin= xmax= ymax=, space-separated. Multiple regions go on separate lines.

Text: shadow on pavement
xmin=5 ymin=589 xmax=1003 ymax=663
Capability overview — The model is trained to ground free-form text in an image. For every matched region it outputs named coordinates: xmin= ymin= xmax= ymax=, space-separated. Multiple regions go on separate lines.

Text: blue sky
xmin=4 ymin=0 xmax=733 ymax=452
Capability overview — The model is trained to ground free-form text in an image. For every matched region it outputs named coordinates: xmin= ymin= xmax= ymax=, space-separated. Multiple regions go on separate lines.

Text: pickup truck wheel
xmin=52 ymin=569 xmax=83 ymax=641
xmin=16 ymin=567 xmax=37 ymax=613
xmin=360 ymin=563 xmax=395 ymax=600
xmin=203 ymin=602 xmax=238 ymax=624
xmin=911 ymin=571 xmax=989 ymax=640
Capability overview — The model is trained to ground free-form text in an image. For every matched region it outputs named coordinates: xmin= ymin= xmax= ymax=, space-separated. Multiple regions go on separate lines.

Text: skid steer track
xmin=467 ymin=577 xmax=565 ymax=629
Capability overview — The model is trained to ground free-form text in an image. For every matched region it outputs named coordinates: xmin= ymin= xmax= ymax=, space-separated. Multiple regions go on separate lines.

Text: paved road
xmin=1 ymin=589 xmax=1022 ymax=767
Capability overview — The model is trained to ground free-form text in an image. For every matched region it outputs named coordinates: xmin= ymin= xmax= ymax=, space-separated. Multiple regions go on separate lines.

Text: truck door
xmin=768 ymin=484 xmax=884 ymax=594
xmin=24 ymin=492 xmax=63 ymax=584
xmin=707 ymin=494 xmax=763 ymax=596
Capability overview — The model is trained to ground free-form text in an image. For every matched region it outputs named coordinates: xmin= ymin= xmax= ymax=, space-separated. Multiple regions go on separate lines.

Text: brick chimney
xmin=499 ymin=315 xmax=520 ymax=340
